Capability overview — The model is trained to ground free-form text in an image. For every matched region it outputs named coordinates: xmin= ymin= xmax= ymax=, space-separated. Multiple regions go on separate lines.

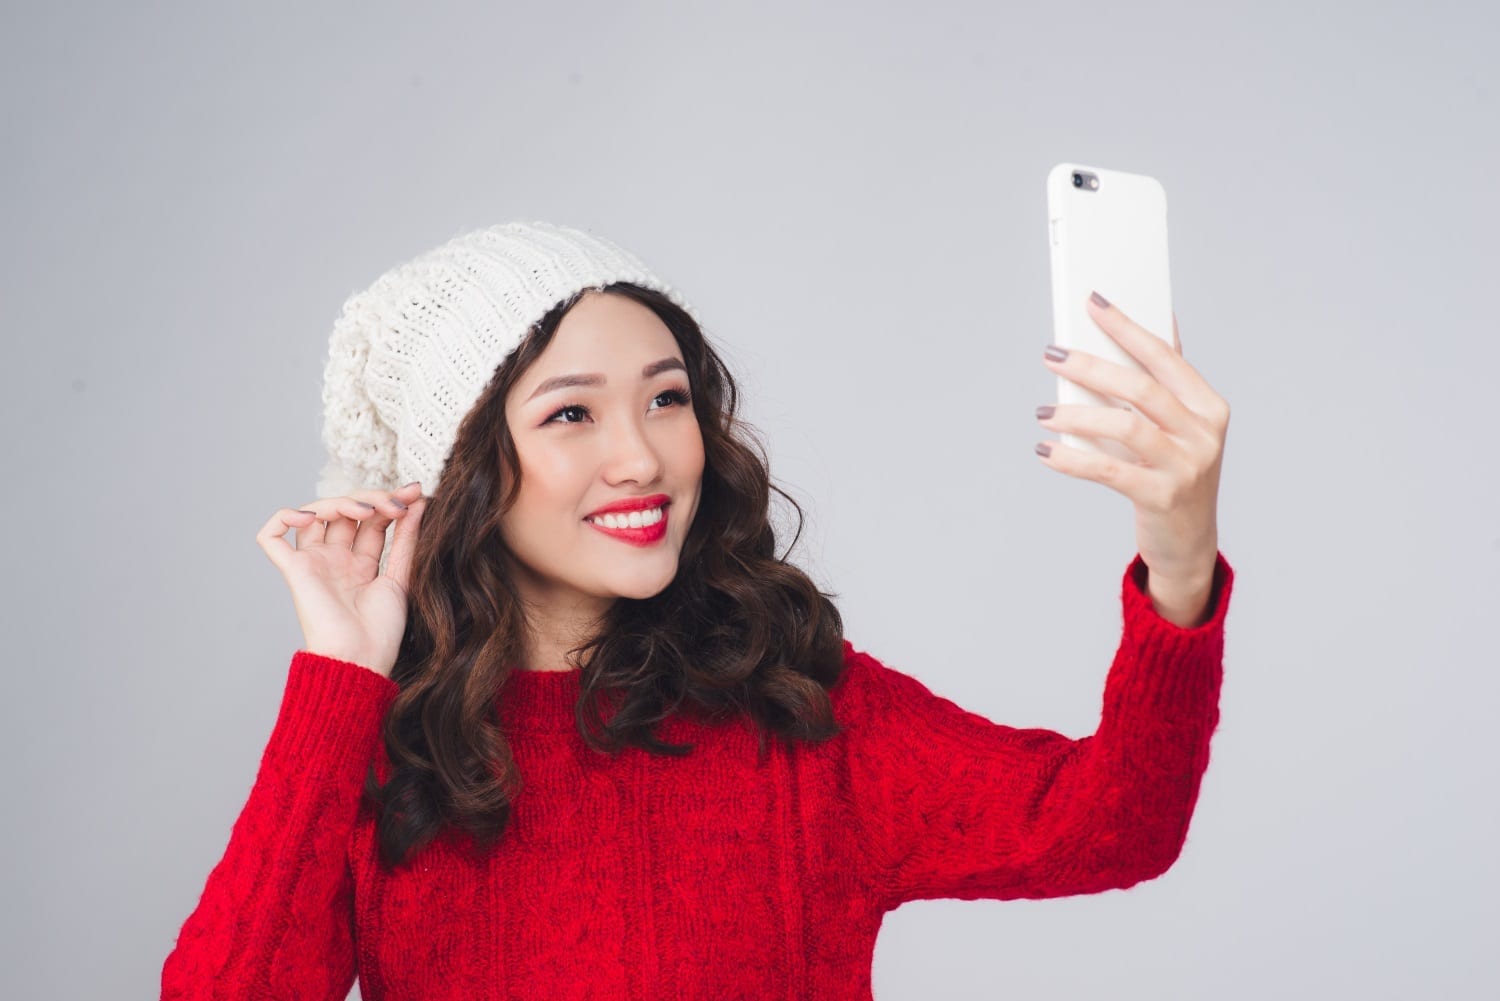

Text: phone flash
xmin=1071 ymin=170 xmax=1102 ymax=191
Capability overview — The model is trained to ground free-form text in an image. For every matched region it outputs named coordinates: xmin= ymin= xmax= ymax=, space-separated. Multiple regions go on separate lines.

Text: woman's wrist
xmin=1144 ymin=564 xmax=1217 ymax=628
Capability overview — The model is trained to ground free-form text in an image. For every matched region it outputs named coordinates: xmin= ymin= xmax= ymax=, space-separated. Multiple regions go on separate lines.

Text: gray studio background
xmin=4 ymin=1 xmax=1495 ymax=998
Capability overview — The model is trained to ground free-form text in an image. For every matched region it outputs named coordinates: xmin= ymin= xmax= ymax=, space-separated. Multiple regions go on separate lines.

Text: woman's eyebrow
xmin=525 ymin=357 xmax=687 ymax=402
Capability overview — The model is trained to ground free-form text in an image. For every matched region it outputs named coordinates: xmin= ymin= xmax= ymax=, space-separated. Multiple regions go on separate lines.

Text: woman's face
xmin=500 ymin=290 xmax=705 ymax=619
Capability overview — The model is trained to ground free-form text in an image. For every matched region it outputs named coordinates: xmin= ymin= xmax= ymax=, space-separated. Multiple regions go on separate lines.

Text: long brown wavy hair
xmin=361 ymin=281 xmax=849 ymax=869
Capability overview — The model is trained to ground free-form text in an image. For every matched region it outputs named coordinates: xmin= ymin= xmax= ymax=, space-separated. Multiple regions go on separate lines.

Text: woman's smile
xmin=585 ymin=503 xmax=670 ymax=546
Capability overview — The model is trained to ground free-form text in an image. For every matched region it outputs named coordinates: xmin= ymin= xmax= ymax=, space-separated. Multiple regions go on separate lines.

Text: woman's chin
xmin=603 ymin=566 xmax=679 ymax=601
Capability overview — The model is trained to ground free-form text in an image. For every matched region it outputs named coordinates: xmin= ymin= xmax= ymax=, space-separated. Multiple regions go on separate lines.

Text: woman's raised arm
xmin=163 ymin=485 xmax=423 ymax=996
xmin=843 ymin=550 xmax=1234 ymax=911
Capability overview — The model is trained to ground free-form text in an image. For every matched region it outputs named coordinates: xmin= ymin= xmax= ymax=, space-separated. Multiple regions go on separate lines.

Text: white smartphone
xmin=1046 ymin=163 xmax=1175 ymax=462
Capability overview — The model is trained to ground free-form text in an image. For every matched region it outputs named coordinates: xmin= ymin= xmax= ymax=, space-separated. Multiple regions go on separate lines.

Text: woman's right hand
xmin=255 ymin=480 xmax=429 ymax=679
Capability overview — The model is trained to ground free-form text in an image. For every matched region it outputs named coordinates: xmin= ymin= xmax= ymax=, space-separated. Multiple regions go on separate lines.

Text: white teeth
xmin=589 ymin=506 xmax=664 ymax=530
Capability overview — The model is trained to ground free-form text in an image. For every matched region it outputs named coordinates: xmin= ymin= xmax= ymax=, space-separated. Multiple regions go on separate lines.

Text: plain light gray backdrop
xmin=4 ymin=1 xmax=1495 ymax=998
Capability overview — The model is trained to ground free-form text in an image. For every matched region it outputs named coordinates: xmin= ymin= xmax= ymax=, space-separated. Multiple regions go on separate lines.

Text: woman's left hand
xmin=1035 ymin=292 xmax=1229 ymax=616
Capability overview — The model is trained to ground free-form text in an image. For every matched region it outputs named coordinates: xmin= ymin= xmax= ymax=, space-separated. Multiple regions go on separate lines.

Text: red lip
xmin=584 ymin=493 xmax=671 ymax=519
xmin=585 ymin=506 xmax=669 ymax=547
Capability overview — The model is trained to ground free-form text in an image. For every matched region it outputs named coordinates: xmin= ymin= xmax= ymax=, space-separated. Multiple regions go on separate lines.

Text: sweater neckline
xmin=496 ymin=668 xmax=583 ymax=734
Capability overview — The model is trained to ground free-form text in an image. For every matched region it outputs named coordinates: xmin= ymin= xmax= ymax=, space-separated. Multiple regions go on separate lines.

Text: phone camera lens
xmin=1072 ymin=173 xmax=1083 ymax=188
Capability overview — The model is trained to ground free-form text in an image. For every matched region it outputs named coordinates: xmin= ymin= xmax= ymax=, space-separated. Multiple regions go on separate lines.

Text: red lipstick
xmin=585 ymin=493 xmax=670 ymax=518
xmin=584 ymin=494 xmax=670 ymax=547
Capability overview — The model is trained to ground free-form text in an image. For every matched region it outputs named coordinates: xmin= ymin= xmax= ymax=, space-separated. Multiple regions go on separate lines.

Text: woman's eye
xmin=655 ymin=388 xmax=692 ymax=410
xmin=546 ymin=405 xmax=588 ymax=425
xmin=543 ymin=386 xmax=692 ymax=426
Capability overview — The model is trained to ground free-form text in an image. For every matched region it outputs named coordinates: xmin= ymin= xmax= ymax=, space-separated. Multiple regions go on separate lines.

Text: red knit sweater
xmin=162 ymin=551 xmax=1233 ymax=1000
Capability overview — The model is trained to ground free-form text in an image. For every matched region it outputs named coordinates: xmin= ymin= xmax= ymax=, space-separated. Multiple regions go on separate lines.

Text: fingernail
xmin=1035 ymin=442 xmax=1052 ymax=457
xmin=402 ymin=480 xmax=421 ymax=490
xmin=1035 ymin=405 xmax=1055 ymax=419
xmin=1044 ymin=345 xmax=1069 ymax=362
xmin=1090 ymin=290 xmax=1110 ymax=308
xmin=388 ymin=497 xmax=407 ymax=510
xmin=357 ymin=501 xmax=375 ymax=509
xmin=297 ymin=509 xmax=316 ymax=516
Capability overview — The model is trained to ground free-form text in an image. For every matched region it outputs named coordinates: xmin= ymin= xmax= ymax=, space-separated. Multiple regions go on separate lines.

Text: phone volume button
xmin=1049 ymin=218 xmax=1060 ymax=246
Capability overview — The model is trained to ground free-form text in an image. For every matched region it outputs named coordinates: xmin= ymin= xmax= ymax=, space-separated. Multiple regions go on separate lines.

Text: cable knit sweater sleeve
xmin=161 ymin=651 xmax=400 ymax=1000
xmin=846 ymin=550 xmax=1234 ymax=912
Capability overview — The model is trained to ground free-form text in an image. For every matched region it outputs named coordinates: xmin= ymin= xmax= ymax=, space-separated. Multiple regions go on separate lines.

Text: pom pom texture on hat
xmin=316 ymin=221 xmax=700 ymax=502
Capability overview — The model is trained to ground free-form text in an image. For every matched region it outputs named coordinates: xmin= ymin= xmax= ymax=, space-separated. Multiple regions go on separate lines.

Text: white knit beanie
xmin=316 ymin=220 xmax=701 ymax=501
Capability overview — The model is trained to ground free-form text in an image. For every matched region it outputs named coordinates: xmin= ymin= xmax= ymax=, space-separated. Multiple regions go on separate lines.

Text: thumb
xmin=384 ymin=496 xmax=427 ymax=591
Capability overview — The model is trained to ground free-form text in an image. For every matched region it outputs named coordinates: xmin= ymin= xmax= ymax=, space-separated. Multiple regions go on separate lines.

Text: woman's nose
xmin=602 ymin=420 xmax=663 ymax=481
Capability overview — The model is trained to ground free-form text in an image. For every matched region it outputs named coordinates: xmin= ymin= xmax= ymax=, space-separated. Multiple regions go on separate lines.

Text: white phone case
xmin=1046 ymin=163 xmax=1174 ymax=462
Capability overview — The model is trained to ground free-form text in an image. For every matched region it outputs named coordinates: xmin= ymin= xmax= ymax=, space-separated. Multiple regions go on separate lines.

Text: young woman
xmin=161 ymin=221 xmax=1233 ymax=1000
